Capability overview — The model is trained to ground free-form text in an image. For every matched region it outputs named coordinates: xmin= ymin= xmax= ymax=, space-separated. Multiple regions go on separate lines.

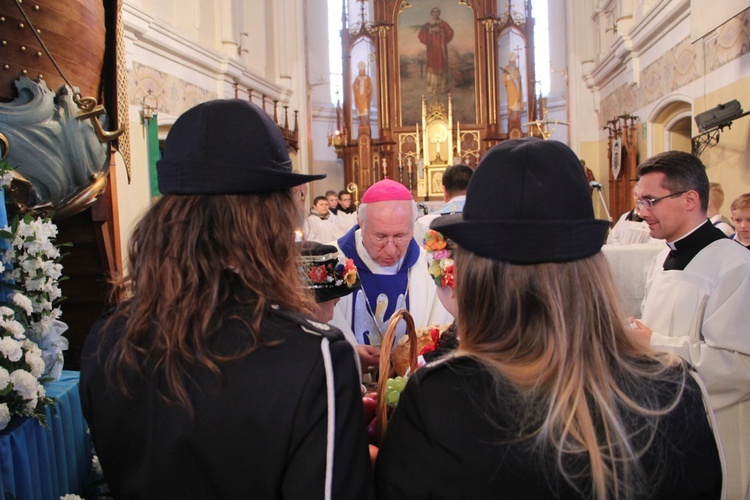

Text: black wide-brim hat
xmin=297 ymin=242 xmax=361 ymax=303
xmin=157 ymin=99 xmax=325 ymax=194
xmin=431 ymin=138 xmax=609 ymax=264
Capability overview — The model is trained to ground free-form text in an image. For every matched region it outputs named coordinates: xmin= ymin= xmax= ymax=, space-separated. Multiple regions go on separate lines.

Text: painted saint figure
xmin=502 ymin=52 xmax=523 ymax=118
xmin=352 ymin=61 xmax=373 ymax=125
xmin=418 ymin=7 xmax=454 ymax=95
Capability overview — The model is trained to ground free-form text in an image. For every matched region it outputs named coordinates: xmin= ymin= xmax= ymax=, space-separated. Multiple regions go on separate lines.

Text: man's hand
xmin=356 ymin=345 xmax=381 ymax=373
xmin=628 ymin=316 xmax=653 ymax=347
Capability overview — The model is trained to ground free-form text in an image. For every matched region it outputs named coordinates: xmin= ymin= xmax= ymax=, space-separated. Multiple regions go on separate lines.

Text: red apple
xmin=362 ymin=396 xmax=377 ymax=423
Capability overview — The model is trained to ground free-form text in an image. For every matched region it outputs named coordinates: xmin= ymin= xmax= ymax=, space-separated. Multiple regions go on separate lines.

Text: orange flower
xmin=423 ymin=230 xmax=447 ymax=251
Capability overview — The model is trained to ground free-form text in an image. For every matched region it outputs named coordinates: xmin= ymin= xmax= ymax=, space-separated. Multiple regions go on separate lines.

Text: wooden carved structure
xmin=605 ymin=114 xmax=640 ymax=220
xmin=334 ymin=0 xmax=537 ymax=199
xmin=232 ymin=83 xmax=300 ymax=151
xmin=0 ymin=0 xmax=126 ymax=370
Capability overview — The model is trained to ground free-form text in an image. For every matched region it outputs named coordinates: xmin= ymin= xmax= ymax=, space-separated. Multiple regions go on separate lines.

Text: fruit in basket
xmin=385 ymin=375 xmax=408 ymax=408
xmin=369 ymin=444 xmax=379 ymax=467
xmin=362 ymin=395 xmax=377 ymax=423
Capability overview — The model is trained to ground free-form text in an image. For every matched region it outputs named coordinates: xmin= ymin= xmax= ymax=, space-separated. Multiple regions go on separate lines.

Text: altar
xmin=0 ymin=371 xmax=92 ymax=499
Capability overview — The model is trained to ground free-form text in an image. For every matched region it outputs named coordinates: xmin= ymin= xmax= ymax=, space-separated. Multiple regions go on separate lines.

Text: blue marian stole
xmin=338 ymin=225 xmax=420 ymax=346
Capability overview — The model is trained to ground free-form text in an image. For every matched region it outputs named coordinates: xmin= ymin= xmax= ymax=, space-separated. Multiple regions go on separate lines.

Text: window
xmin=533 ymin=0 xmax=550 ymax=97
xmin=328 ymin=0 xmax=343 ymax=104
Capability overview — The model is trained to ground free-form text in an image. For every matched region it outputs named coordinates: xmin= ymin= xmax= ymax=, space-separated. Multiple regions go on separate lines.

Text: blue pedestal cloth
xmin=0 ymin=371 xmax=92 ymax=499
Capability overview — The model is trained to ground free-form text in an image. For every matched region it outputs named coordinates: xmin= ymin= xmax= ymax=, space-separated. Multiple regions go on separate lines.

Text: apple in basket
xmin=362 ymin=393 xmax=378 ymax=424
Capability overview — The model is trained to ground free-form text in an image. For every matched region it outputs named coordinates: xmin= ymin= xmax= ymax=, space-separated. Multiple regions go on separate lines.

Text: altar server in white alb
xmin=630 ymin=150 xmax=750 ymax=499
xmin=330 ymin=179 xmax=452 ymax=371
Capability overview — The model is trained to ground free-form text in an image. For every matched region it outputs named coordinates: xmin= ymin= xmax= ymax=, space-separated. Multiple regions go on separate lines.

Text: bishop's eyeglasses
xmin=635 ymin=190 xmax=688 ymax=210
xmin=367 ymin=232 xmax=412 ymax=247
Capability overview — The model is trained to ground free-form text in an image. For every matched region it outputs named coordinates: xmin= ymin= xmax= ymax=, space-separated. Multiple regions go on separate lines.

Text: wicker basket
xmin=376 ymin=308 xmax=417 ymax=439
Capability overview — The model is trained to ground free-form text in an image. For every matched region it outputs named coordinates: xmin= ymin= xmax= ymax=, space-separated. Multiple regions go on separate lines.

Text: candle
xmin=457 ymin=121 xmax=461 ymax=157
xmin=415 ymin=124 xmax=420 ymax=158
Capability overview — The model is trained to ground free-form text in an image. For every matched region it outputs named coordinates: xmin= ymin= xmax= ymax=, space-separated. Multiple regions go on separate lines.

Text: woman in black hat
xmin=375 ymin=138 xmax=722 ymax=499
xmin=80 ymin=99 xmax=374 ymax=499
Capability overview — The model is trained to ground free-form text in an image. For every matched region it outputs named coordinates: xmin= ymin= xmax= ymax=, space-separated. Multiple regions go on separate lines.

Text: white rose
xmin=25 ymin=349 xmax=45 ymax=378
xmin=0 ymin=318 xmax=26 ymax=339
xmin=0 ymin=305 xmax=14 ymax=317
xmin=0 ymin=366 xmax=10 ymax=390
xmin=10 ymin=369 xmax=40 ymax=400
xmin=0 ymin=337 xmax=24 ymax=362
xmin=439 ymin=258 xmax=454 ymax=270
xmin=0 ymin=402 xmax=10 ymax=431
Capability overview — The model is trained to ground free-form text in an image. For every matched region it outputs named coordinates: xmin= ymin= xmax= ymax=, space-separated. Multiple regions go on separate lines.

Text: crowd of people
xmin=80 ymin=99 xmax=749 ymax=499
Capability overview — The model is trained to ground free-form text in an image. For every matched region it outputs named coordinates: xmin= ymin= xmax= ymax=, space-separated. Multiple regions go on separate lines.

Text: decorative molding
xmin=597 ymin=7 xmax=750 ymax=127
xmin=122 ymin=2 xmax=291 ymax=106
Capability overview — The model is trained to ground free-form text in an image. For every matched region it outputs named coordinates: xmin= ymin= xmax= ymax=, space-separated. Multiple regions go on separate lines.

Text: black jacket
xmin=80 ymin=303 xmax=374 ymax=499
xmin=376 ymin=356 xmax=722 ymax=499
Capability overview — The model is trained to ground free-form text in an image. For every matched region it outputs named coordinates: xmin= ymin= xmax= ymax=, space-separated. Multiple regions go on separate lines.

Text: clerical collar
xmin=662 ymin=220 xmax=726 ymax=270
xmin=665 ymin=220 xmax=706 ymax=250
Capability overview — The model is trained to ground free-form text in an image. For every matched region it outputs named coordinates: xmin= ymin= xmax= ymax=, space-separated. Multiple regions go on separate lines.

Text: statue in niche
xmin=502 ymin=52 xmax=523 ymax=119
xmin=352 ymin=61 xmax=373 ymax=125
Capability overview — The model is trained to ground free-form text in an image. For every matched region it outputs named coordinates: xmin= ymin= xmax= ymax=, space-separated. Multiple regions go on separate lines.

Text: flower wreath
xmin=423 ymin=229 xmax=454 ymax=288
xmin=304 ymin=257 xmax=359 ymax=290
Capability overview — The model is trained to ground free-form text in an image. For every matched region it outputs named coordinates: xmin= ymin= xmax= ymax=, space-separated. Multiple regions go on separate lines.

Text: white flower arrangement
xmin=0 ymin=159 xmax=69 ymax=431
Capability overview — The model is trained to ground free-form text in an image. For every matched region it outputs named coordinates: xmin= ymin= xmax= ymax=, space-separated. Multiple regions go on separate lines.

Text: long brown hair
xmin=455 ymin=249 xmax=685 ymax=499
xmin=103 ymin=189 xmax=315 ymax=414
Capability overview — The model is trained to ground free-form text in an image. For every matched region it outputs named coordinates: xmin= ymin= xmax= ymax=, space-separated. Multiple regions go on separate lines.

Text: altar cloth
xmin=602 ymin=243 xmax=664 ymax=318
xmin=0 ymin=370 xmax=92 ymax=499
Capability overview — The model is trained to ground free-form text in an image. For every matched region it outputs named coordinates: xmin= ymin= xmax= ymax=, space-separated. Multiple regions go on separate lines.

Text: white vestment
xmin=642 ymin=238 xmax=750 ymax=499
xmin=414 ymin=195 xmax=466 ymax=242
xmin=303 ymin=214 xmax=345 ymax=244
xmin=329 ymin=229 xmax=452 ymax=347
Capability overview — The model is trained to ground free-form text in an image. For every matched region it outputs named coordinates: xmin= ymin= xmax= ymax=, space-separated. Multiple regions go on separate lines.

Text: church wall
xmin=570 ymin=0 xmax=750 ymax=220
xmin=113 ymin=0 xmax=312 ymax=266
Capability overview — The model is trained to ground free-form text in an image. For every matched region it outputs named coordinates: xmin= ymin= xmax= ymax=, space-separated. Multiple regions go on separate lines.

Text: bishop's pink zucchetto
xmin=361 ymin=179 xmax=413 ymax=203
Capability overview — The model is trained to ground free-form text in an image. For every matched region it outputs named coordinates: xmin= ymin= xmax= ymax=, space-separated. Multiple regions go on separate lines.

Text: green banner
xmin=147 ymin=113 xmax=160 ymax=199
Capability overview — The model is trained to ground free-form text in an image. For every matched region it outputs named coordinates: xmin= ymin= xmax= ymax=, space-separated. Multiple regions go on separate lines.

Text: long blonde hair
xmin=103 ymin=190 xmax=316 ymax=416
xmin=455 ymin=249 xmax=685 ymax=499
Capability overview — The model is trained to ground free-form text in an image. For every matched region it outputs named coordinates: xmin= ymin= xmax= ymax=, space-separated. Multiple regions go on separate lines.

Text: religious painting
xmin=428 ymin=167 xmax=446 ymax=197
xmin=397 ymin=1 xmax=476 ymax=127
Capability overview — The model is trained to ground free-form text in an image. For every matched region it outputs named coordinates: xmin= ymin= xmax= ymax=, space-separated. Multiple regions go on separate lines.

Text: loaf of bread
xmin=391 ymin=323 xmax=452 ymax=376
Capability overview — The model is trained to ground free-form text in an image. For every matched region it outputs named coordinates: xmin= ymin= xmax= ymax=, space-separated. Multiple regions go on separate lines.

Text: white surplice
xmin=642 ymin=238 xmax=750 ymax=499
